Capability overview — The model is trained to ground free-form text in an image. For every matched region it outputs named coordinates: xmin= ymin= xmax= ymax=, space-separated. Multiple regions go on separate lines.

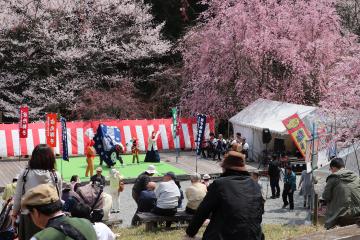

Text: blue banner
xmin=60 ymin=117 xmax=69 ymax=161
xmin=196 ymin=114 xmax=207 ymax=155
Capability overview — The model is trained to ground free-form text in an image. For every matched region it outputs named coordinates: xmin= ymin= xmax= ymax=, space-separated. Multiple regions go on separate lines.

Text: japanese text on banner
xmin=46 ymin=113 xmax=57 ymax=147
xmin=282 ymin=113 xmax=311 ymax=158
xmin=196 ymin=114 xmax=207 ymax=155
xmin=61 ymin=117 xmax=69 ymax=161
xmin=19 ymin=106 xmax=29 ymax=138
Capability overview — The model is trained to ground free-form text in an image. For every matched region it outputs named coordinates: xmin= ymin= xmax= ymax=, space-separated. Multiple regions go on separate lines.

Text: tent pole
xmin=352 ymin=143 xmax=360 ymax=175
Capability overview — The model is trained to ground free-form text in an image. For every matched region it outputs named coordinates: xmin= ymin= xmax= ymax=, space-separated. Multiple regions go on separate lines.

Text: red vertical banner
xmin=19 ymin=106 xmax=29 ymax=138
xmin=46 ymin=113 xmax=57 ymax=147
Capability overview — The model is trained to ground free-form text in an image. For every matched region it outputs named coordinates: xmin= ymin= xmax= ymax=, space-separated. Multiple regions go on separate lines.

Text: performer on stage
xmin=85 ymin=139 xmax=96 ymax=177
xmin=144 ymin=131 xmax=160 ymax=162
xmin=110 ymin=143 xmax=125 ymax=167
xmin=132 ymin=138 xmax=140 ymax=164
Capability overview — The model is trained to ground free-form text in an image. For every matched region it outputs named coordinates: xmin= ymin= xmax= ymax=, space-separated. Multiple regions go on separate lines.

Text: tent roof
xmin=229 ymin=98 xmax=317 ymax=134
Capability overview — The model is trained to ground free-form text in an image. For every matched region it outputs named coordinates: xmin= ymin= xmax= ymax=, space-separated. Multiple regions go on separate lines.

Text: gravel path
xmin=109 ymin=176 xmax=311 ymax=228
xmin=260 ymin=177 xmax=312 ymax=225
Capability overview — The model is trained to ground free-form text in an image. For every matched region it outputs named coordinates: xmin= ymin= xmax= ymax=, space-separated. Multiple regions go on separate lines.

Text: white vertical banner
xmin=76 ymin=128 xmax=84 ymax=155
xmin=181 ymin=123 xmax=191 ymax=149
xmin=159 ymin=124 xmax=169 ymax=150
xmin=192 ymin=124 xmax=197 ymax=147
xmin=135 ymin=126 xmax=145 ymax=151
xmin=55 ymin=128 xmax=60 ymax=154
xmin=123 ymin=126 xmax=132 ymax=152
xmin=0 ymin=130 xmax=7 ymax=157
xmin=26 ymin=129 xmax=34 ymax=155
xmin=67 ymin=128 xmax=72 ymax=156
xmin=11 ymin=130 xmax=20 ymax=156
xmin=38 ymin=129 xmax=46 ymax=144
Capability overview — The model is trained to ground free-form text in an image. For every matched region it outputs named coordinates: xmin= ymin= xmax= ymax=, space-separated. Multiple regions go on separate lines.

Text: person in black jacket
xmin=138 ymin=182 xmax=157 ymax=212
xmin=268 ymin=155 xmax=281 ymax=199
xmin=131 ymin=165 xmax=157 ymax=226
xmin=185 ymin=151 xmax=264 ymax=240
xmin=90 ymin=167 xmax=106 ymax=186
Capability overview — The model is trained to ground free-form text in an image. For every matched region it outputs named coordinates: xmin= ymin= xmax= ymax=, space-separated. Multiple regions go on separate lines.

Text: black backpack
xmin=0 ymin=198 xmax=14 ymax=236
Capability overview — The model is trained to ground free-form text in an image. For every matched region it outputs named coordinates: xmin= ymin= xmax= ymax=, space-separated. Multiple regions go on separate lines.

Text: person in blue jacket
xmin=282 ymin=165 xmax=296 ymax=210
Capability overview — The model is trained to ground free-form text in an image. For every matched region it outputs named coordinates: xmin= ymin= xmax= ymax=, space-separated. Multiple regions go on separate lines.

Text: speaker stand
xmin=258 ymin=143 xmax=269 ymax=169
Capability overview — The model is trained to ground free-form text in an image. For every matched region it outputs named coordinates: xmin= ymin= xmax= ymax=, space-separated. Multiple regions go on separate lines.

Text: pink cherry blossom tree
xmin=181 ymin=0 xmax=359 ymax=121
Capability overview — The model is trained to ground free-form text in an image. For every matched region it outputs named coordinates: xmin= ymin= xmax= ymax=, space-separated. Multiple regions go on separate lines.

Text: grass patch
xmin=55 ymin=155 xmax=186 ymax=181
xmin=263 ymin=224 xmax=322 ymax=239
xmin=114 ymin=224 xmax=322 ymax=240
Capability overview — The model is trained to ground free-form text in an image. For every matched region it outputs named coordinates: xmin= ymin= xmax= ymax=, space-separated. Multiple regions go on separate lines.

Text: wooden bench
xmin=103 ymin=218 xmax=123 ymax=228
xmin=136 ymin=211 xmax=194 ymax=231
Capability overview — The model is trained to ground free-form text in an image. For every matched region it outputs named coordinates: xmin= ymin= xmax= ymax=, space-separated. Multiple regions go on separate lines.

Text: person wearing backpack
xmin=21 ymin=184 xmax=97 ymax=240
xmin=11 ymin=144 xmax=62 ymax=240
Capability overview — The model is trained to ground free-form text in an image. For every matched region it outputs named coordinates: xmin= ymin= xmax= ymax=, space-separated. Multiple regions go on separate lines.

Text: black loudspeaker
xmin=262 ymin=128 xmax=272 ymax=144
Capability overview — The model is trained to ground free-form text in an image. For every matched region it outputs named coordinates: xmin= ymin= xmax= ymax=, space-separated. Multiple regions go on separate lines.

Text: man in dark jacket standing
xmin=268 ymin=155 xmax=281 ymax=198
xmin=186 ymin=151 xmax=264 ymax=240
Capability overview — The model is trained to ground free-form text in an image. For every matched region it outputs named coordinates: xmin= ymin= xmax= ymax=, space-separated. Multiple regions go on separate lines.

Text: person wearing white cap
xmin=185 ymin=173 xmax=207 ymax=214
xmin=109 ymin=168 xmax=124 ymax=213
xmin=201 ymin=174 xmax=211 ymax=189
xmin=90 ymin=167 xmax=106 ymax=186
xmin=131 ymin=165 xmax=157 ymax=226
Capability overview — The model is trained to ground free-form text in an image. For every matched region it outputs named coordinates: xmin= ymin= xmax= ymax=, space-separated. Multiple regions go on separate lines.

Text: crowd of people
xmin=1 ymin=139 xmax=360 ymax=239
xmin=199 ymin=132 xmax=249 ymax=161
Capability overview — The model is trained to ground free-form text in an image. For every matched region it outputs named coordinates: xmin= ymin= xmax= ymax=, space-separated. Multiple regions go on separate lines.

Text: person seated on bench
xmin=201 ymin=174 xmax=211 ymax=190
xmin=152 ymin=172 xmax=180 ymax=219
xmin=71 ymin=199 xmax=116 ymax=240
xmin=138 ymin=182 xmax=157 ymax=212
xmin=91 ymin=167 xmax=106 ymax=187
xmin=185 ymin=173 xmax=207 ymax=214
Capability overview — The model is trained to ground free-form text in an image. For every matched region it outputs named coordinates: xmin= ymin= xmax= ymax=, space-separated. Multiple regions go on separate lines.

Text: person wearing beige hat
xmin=201 ymin=174 xmax=211 ymax=189
xmin=185 ymin=173 xmax=207 ymax=214
xmin=186 ymin=151 xmax=264 ymax=240
xmin=21 ymin=184 xmax=97 ymax=240
xmin=90 ymin=167 xmax=106 ymax=186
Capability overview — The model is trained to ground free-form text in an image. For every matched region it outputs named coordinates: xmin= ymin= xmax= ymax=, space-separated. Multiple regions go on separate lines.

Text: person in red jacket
xmin=85 ymin=140 xmax=96 ymax=177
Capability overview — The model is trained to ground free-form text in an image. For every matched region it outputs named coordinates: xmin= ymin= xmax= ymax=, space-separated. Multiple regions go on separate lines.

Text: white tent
xmin=229 ymin=98 xmax=317 ymax=161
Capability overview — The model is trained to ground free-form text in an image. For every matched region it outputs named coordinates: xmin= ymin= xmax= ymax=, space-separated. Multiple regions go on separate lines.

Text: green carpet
xmin=56 ymin=154 xmax=186 ymax=182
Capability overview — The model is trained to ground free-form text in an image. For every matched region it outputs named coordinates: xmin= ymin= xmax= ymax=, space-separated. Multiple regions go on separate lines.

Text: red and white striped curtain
xmin=0 ymin=118 xmax=215 ymax=157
